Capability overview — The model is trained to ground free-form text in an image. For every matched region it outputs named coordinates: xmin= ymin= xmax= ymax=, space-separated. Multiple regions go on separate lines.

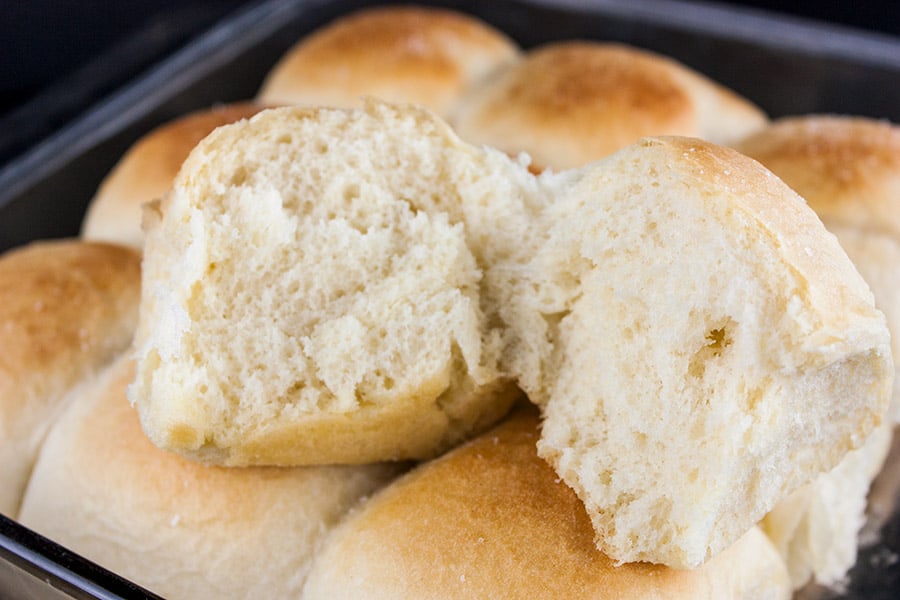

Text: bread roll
xmin=451 ymin=41 xmax=767 ymax=170
xmin=19 ymin=356 xmax=401 ymax=599
xmin=257 ymin=6 xmax=519 ymax=118
xmin=304 ymin=406 xmax=792 ymax=600
xmin=130 ymin=101 xmax=533 ymax=466
xmin=518 ymin=137 xmax=892 ymax=568
xmin=0 ymin=240 xmax=140 ymax=517
xmin=736 ymin=116 xmax=900 ymax=420
xmin=132 ymin=101 xmax=891 ymax=569
xmin=82 ymin=102 xmax=265 ymax=249
xmin=734 ymin=115 xmax=900 ymax=588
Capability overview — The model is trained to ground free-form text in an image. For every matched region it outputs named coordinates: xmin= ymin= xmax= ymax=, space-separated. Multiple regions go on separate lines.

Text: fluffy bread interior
xmin=518 ymin=138 xmax=893 ymax=568
xmin=130 ymin=101 xmax=543 ymax=465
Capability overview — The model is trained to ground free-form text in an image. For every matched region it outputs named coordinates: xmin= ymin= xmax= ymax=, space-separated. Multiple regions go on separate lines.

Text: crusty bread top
xmin=451 ymin=41 xmax=767 ymax=170
xmin=82 ymin=102 xmax=265 ymax=249
xmin=304 ymin=406 xmax=791 ymax=600
xmin=736 ymin=116 xmax=900 ymax=238
xmin=0 ymin=240 xmax=140 ymax=516
xmin=19 ymin=357 xmax=401 ymax=599
xmin=257 ymin=5 xmax=519 ymax=117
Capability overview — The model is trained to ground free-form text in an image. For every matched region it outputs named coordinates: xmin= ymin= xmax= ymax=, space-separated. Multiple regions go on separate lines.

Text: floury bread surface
xmin=130 ymin=101 xmax=537 ymax=466
xmin=131 ymin=102 xmax=892 ymax=568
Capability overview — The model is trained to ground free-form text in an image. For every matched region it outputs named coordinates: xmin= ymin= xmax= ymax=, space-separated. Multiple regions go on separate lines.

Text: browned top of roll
xmin=0 ymin=240 xmax=140 ymax=516
xmin=451 ymin=41 xmax=767 ymax=170
xmin=257 ymin=5 xmax=519 ymax=117
xmin=82 ymin=102 xmax=266 ymax=249
xmin=304 ymin=406 xmax=790 ymax=599
xmin=18 ymin=357 xmax=402 ymax=598
xmin=736 ymin=115 xmax=900 ymax=238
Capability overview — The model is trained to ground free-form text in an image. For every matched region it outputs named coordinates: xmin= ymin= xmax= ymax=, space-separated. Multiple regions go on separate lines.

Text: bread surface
xmin=304 ymin=406 xmax=792 ymax=600
xmin=0 ymin=240 xmax=140 ymax=517
xmin=82 ymin=102 xmax=265 ymax=249
xmin=19 ymin=357 xmax=401 ymax=599
xmin=257 ymin=5 xmax=518 ymax=117
xmin=451 ymin=41 xmax=767 ymax=169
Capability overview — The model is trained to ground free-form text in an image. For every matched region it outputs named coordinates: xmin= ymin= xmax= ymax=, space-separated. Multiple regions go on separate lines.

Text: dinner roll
xmin=130 ymin=101 xmax=535 ymax=466
xmin=451 ymin=41 xmax=767 ymax=170
xmin=19 ymin=356 xmax=401 ymax=600
xmin=0 ymin=240 xmax=140 ymax=517
xmin=520 ymin=137 xmax=892 ymax=568
xmin=304 ymin=406 xmax=792 ymax=600
xmin=257 ymin=5 xmax=519 ymax=118
xmin=736 ymin=116 xmax=900 ymax=420
xmin=82 ymin=102 xmax=265 ymax=249
xmin=735 ymin=115 xmax=900 ymax=588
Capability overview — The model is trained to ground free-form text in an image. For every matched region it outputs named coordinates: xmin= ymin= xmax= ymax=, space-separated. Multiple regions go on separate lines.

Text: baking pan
xmin=1 ymin=0 xmax=899 ymax=597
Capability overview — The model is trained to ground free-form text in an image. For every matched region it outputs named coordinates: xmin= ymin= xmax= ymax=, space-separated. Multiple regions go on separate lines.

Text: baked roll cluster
xmin=2 ymin=5 xmax=898 ymax=599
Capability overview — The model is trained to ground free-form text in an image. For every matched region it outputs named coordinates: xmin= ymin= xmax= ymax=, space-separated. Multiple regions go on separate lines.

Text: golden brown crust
xmin=82 ymin=102 xmax=266 ymax=249
xmin=0 ymin=240 xmax=140 ymax=516
xmin=304 ymin=406 xmax=791 ymax=599
xmin=735 ymin=116 xmax=900 ymax=237
xmin=451 ymin=41 xmax=765 ymax=170
xmin=257 ymin=6 xmax=519 ymax=116
xmin=19 ymin=357 xmax=402 ymax=598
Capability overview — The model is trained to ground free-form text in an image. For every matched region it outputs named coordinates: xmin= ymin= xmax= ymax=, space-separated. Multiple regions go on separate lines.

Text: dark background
xmin=1 ymin=0 xmax=898 ymax=164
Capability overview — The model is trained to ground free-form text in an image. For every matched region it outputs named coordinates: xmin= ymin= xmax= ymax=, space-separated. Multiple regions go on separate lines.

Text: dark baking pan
xmin=1 ymin=0 xmax=899 ymax=598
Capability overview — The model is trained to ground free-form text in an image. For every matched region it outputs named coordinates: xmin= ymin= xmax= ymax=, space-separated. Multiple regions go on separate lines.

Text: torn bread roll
xmin=451 ymin=41 xmax=767 ymax=170
xmin=82 ymin=102 xmax=265 ymax=249
xmin=0 ymin=240 xmax=140 ymax=517
xmin=130 ymin=101 xmax=532 ymax=466
xmin=304 ymin=406 xmax=792 ymax=600
xmin=735 ymin=115 xmax=900 ymax=588
xmin=19 ymin=356 xmax=401 ymax=600
xmin=257 ymin=5 xmax=519 ymax=118
xmin=131 ymin=102 xmax=891 ymax=570
xmin=513 ymin=137 xmax=892 ymax=569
